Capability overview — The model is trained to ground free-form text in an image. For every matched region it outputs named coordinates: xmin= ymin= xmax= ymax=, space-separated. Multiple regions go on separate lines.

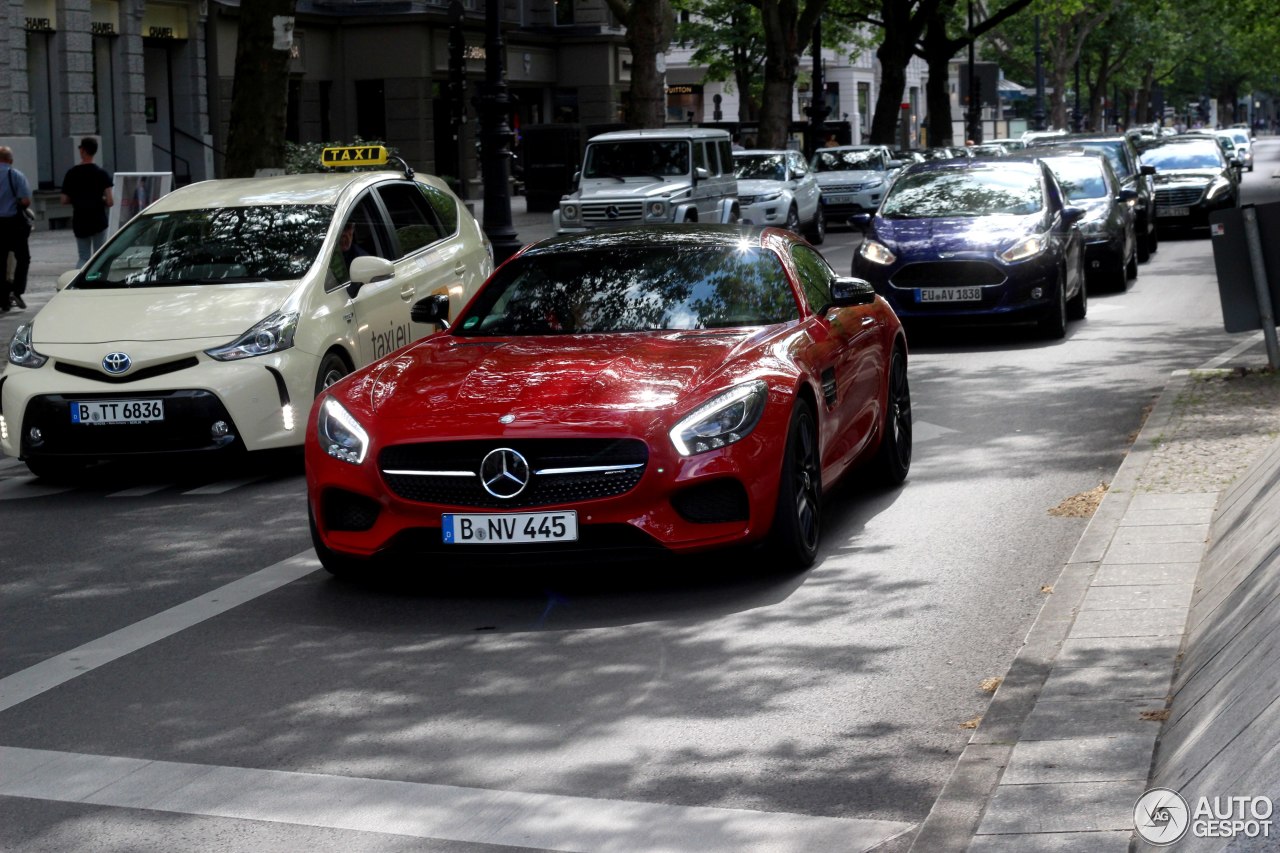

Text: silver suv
xmin=555 ymin=128 xmax=739 ymax=234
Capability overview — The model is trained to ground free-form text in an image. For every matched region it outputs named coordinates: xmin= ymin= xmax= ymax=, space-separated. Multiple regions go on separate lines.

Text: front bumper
xmin=1154 ymin=188 xmax=1236 ymax=228
xmin=854 ymin=254 xmax=1062 ymax=323
xmin=0 ymin=353 xmax=311 ymax=460
xmin=739 ymin=199 xmax=791 ymax=227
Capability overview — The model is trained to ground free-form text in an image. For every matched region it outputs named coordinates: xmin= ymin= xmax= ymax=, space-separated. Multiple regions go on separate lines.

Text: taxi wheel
xmin=873 ymin=348 xmax=912 ymax=486
xmin=767 ymin=400 xmax=821 ymax=570
xmin=309 ymin=506 xmax=367 ymax=579
xmin=315 ymin=351 xmax=352 ymax=396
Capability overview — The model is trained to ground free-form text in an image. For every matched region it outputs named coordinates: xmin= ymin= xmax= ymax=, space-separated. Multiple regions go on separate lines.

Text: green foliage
xmin=283 ymin=138 xmax=400 ymax=175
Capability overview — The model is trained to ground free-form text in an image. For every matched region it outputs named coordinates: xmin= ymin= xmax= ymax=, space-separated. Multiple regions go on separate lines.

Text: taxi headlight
xmin=670 ymin=380 xmax=769 ymax=457
xmin=646 ymin=200 xmax=669 ymax=220
xmin=561 ymin=203 xmax=580 ymax=222
xmin=8 ymin=323 xmax=47 ymax=369
xmin=205 ymin=311 xmax=299 ymax=361
xmin=858 ymin=239 xmax=896 ymax=266
xmin=999 ymin=233 xmax=1047 ymax=263
xmin=318 ymin=396 xmax=369 ymax=465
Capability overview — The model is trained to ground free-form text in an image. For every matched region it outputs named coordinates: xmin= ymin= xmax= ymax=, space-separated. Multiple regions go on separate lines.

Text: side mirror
xmin=57 ymin=270 xmax=78 ymax=291
xmin=1062 ymin=206 xmax=1086 ymax=225
xmin=831 ymin=276 xmax=877 ymax=307
xmin=1140 ymin=164 xmax=1156 ymax=176
xmin=694 ymin=166 xmax=711 ymax=181
xmin=1117 ymin=188 xmax=1139 ymax=204
xmin=410 ymin=293 xmax=451 ymax=328
xmin=572 ymin=170 xmax=581 ymax=184
xmin=346 ymin=256 xmax=394 ymax=298
xmin=888 ymin=159 xmax=904 ymax=169
xmin=848 ymin=212 xmax=872 ymax=230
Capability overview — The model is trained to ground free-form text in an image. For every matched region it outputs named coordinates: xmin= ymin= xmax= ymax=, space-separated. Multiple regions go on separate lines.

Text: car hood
xmin=572 ymin=178 xmax=690 ymax=200
xmin=872 ymin=214 xmax=1042 ymax=256
xmin=33 ymin=283 xmax=296 ymax=345
xmin=814 ymin=170 xmax=887 ymax=187
xmin=1153 ymin=169 xmax=1220 ymax=186
xmin=737 ymin=179 xmax=787 ymax=196
xmin=347 ymin=330 xmax=770 ymax=433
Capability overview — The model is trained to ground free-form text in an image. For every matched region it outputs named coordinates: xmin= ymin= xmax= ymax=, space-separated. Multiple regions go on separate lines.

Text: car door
xmin=788 ymin=152 xmax=820 ymax=222
xmin=791 ymin=244 xmax=882 ymax=478
xmin=329 ymin=192 xmax=404 ymax=367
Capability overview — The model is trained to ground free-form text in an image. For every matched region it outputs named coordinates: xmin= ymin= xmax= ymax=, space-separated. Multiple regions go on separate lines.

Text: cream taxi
xmin=1 ymin=147 xmax=492 ymax=478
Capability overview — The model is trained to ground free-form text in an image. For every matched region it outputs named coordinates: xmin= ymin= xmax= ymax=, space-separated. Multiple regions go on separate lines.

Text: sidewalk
xmin=910 ymin=355 xmax=1280 ymax=851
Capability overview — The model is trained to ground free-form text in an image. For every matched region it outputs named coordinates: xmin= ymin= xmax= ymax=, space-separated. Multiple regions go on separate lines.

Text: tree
xmin=745 ymin=0 xmax=831 ymax=148
xmin=224 ymin=0 xmax=298 ymax=178
xmin=673 ymin=0 xmax=767 ymax=122
xmin=605 ymin=0 xmax=676 ymax=128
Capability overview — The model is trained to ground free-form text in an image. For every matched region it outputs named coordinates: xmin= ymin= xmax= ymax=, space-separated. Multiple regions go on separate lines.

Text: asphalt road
xmin=2 ymin=142 xmax=1278 ymax=852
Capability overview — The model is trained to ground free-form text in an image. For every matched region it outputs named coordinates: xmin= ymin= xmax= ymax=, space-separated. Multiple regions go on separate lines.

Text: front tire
xmin=767 ymin=401 xmax=822 ymax=570
xmin=315 ymin=351 xmax=351 ymax=396
xmin=872 ymin=348 xmax=912 ymax=485
xmin=784 ymin=205 xmax=800 ymax=235
xmin=1067 ymin=273 xmax=1087 ymax=320
xmin=1039 ymin=274 xmax=1068 ymax=339
xmin=804 ymin=207 xmax=827 ymax=245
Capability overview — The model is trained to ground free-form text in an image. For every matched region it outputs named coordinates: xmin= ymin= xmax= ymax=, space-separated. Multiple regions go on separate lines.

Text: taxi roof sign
xmin=321 ymin=145 xmax=389 ymax=168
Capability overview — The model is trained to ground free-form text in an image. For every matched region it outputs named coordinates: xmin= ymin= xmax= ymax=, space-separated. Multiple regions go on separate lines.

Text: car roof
xmin=144 ymin=171 xmax=425 ymax=212
xmin=589 ymin=128 xmax=731 ymax=142
xmin=522 ymin=225 xmax=777 ymax=256
xmin=735 ymin=149 xmax=795 ymax=156
xmin=904 ymin=158 xmax=1043 ymax=176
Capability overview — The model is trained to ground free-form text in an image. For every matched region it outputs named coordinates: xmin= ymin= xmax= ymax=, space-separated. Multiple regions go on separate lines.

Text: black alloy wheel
xmin=1137 ymin=218 xmax=1152 ymax=262
xmin=1067 ymin=271 xmax=1088 ymax=320
xmin=805 ymin=207 xmax=827 ymax=245
xmin=873 ymin=347 xmax=912 ymax=485
xmin=1039 ymin=273 xmax=1068 ymax=339
xmin=768 ymin=401 xmax=822 ymax=569
xmin=784 ymin=205 xmax=801 ymax=234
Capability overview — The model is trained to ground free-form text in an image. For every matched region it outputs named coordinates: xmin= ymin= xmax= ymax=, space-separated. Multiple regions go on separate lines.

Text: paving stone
xmin=1069 ymin=608 xmax=1189 ymax=638
xmin=1082 ymin=583 xmax=1195 ymax=612
xmin=1128 ymin=493 xmax=1219 ymax=510
xmin=1093 ymin=562 xmax=1200 ymax=586
xmin=1056 ymin=635 xmax=1183 ymax=669
xmin=1121 ymin=507 xmax=1216 ymax=527
xmin=975 ymin=780 xmax=1147 ymax=834
xmin=1104 ymin=541 xmax=1208 ymax=565
xmin=1001 ymin=733 xmax=1158 ymax=784
xmin=1113 ymin=524 xmax=1210 ymax=545
xmin=1040 ymin=665 xmax=1173 ymax=701
xmin=1020 ymin=699 xmax=1169 ymax=740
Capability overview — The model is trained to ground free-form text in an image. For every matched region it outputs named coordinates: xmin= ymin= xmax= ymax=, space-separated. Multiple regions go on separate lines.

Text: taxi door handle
xmin=400 ymin=284 xmax=416 ymax=301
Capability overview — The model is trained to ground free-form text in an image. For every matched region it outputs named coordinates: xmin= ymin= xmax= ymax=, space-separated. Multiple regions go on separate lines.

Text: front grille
xmin=822 ymin=183 xmax=869 ymax=193
xmin=379 ymin=438 xmax=648 ymax=508
xmin=670 ymin=479 xmax=749 ymax=524
xmin=891 ymin=261 xmax=1006 ymax=288
xmin=323 ymin=489 xmax=381 ymax=532
xmin=581 ymin=202 xmax=644 ymax=224
xmin=1155 ymin=186 xmax=1206 ymax=207
xmin=55 ymin=356 xmax=200 ymax=384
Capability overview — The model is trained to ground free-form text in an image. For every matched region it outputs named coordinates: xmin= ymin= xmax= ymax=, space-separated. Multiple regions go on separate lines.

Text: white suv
xmin=733 ymin=149 xmax=825 ymax=244
xmin=555 ymin=128 xmax=739 ymax=234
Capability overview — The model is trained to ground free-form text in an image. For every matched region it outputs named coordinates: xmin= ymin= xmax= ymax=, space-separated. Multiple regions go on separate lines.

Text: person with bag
xmin=0 ymin=146 xmax=33 ymax=311
xmin=60 ymin=137 xmax=114 ymax=268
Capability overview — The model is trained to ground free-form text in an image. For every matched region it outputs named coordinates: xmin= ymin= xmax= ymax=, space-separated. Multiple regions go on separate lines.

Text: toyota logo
xmin=605 ymin=205 xmax=621 ymax=220
xmin=480 ymin=448 xmax=531 ymax=499
xmin=102 ymin=352 xmax=132 ymax=374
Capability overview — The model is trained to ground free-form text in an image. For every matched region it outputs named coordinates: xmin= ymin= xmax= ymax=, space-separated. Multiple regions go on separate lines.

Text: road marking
xmin=182 ymin=477 xmax=264 ymax=496
xmin=0 ymin=746 xmax=913 ymax=853
xmin=107 ymin=485 xmax=170 ymax=498
xmin=0 ymin=552 xmax=319 ymax=713
xmin=912 ymin=419 xmax=956 ymax=444
xmin=1200 ymin=331 xmax=1262 ymax=369
xmin=0 ymin=475 xmax=75 ymax=501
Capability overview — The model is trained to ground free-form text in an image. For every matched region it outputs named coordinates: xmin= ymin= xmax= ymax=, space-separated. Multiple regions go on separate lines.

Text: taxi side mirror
xmin=411 ymin=293 xmax=451 ymax=328
xmin=346 ymin=256 xmax=394 ymax=298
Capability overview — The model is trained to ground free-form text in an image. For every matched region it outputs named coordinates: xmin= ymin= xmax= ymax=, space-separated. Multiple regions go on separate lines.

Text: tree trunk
xmin=627 ymin=0 xmax=672 ymax=127
xmin=734 ymin=65 xmax=759 ymax=123
xmin=224 ymin=0 xmax=298 ymax=178
xmin=754 ymin=1 xmax=797 ymax=149
xmin=1136 ymin=63 xmax=1155 ymax=124
xmin=920 ymin=18 xmax=955 ymax=147
xmin=870 ymin=38 xmax=909 ymax=145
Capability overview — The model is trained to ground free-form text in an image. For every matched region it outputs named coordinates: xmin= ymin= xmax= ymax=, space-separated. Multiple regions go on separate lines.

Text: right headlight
xmin=1206 ymin=176 xmax=1232 ymax=199
xmin=204 ymin=311 xmax=298 ymax=361
xmin=317 ymin=396 xmax=369 ymax=465
xmin=999 ymin=233 xmax=1048 ymax=263
xmin=8 ymin=323 xmax=47 ymax=369
xmin=645 ymin=200 xmax=669 ymax=220
xmin=561 ymin=203 xmax=580 ymax=222
xmin=858 ymin=239 xmax=896 ymax=266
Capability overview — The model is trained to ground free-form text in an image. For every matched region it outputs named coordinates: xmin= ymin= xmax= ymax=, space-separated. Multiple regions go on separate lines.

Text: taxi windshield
xmin=75 ymin=205 xmax=334 ymax=288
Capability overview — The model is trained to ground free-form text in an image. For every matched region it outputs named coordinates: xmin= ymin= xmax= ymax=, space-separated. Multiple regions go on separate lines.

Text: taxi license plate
xmin=70 ymin=400 xmax=165 ymax=425
xmin=919 ymin=287 xmax=982 ymax=303
xmin=1157 ymin=206 xmax=1190 ymax=218
xmin=442 ymin=511 xmax=578 ymax=544
xmin=824 ymin=194 xmax=852 ymax=205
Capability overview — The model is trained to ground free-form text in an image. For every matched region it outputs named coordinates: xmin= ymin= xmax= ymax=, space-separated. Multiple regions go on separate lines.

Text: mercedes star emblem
xmin=605 ymin=205 xmax=621 ymax=220
xmin=480 ymin=447 xmax=531 ymax=499
xmin=102 ymin=352 xmax=132 ymax=374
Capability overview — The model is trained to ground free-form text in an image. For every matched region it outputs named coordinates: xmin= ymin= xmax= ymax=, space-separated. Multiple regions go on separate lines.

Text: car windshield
xmin=76 ymin=205 xmax=334 ymax=288
xmin=1043 ymin=158 xmax=1108 ymax=200
xmin=1141 ymin=144 xmax=1224 ymax=170
xmin=582 ymin=140 xmax=690 ymax=179
xmin=454 ymin=245 xmax=799 ymax=335
xmin=813 ymin=150 xmax=883 ymax=172
xmin=734 ymin=154 xmax=786 ymax=181
xmin=880 ymin=168 xmax=1044 ymax=218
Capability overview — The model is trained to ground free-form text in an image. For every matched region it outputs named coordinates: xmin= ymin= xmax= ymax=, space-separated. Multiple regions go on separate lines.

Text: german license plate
xmin=1157 ymin=206 xmax=1189 ymax=218
xmin=919 ymin=287 xmax=982 ymax=303
xmin=70 ymin=399 xmax=165 ymax=425
xmin=824 ymin=194 xmax=851 ymax=205
xmin=442 ymin=511 xmax=578 ymax=544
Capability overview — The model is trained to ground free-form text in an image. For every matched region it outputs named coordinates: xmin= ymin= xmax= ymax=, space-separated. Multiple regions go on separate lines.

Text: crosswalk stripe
xmin=181 ymin=477 xmax=263 ymax=496
xmin=107 ymin=485 xmax=170 ymax=498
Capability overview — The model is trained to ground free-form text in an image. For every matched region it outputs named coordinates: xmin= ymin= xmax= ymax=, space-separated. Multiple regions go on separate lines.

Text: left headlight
xmin=670 ymin=380 xmax=769 ymax=457
xmin=756 ymin=191 xmax=783 ymax=203
xmin=204 ymin=311 xmax=299 ymax=361
xmin=645 ymin=200 xmax=669 ymax=221
xmin=8 ymin=323 xmax=47 ymax=368
xmin=318 ymin=396 xmax=369 ymax=465
xmin=999 ymin=233 xmax=1048 ymax=263
xmin=1207 ymin=176 xmax=1233 ymax=199
xmin=858 ymin=239 xmax=896 ymax=266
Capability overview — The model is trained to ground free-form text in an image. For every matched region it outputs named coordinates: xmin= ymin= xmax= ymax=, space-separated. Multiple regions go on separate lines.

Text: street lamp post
xmin=1033 ymin=16 xmax=1046 ymax=131
xmin=806 ymin=20 xmax=830 ymax=158
xmin=966 ymin=0 xmax=980 ymax=144
xmin=447 ymin=0 xmax=467 ymax=200
xmin=476 ymin=0 xmax=521 ymax=263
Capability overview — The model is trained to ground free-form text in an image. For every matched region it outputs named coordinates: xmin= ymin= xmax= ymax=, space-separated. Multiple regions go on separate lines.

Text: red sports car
xmin=305 ymin=225 xmax=911 ymax=573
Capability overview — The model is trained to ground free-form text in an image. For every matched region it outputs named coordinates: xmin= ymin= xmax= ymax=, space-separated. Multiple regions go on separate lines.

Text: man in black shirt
xmin=60 ymin=137 xmax=114 ymax=268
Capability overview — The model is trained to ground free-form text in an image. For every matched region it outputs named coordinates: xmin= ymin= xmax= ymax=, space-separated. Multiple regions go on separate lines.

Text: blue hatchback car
xmin=851 ymin=159 xmax=1087 ymax=338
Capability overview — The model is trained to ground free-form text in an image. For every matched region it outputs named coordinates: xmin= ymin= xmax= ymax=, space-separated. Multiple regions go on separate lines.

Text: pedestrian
xmin=0 ymin=146 xmax=33 ymax=312
xmin=60 ymin=137 xmax=114 ymax=268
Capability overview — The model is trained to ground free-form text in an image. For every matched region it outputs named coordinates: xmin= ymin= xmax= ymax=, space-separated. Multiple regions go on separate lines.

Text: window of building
xmin=355 ymin=79 xmax=386 ymax=141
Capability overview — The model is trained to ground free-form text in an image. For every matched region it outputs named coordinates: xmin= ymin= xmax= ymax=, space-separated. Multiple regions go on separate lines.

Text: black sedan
xmin=851 ymin=159 xmax=1086 ymax=339
xmin=1034 ymin=151 xmax=1138 ymax=292
xmin=1141 ymin=138 xmax=1240 ymax=231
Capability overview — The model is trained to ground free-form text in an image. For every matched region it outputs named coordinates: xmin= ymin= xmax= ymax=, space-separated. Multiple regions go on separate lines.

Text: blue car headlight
xmin=999 ymin=234 xmax=1048 ymax=263
xmin=858 ymin=239 xmax=896 ymax=266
